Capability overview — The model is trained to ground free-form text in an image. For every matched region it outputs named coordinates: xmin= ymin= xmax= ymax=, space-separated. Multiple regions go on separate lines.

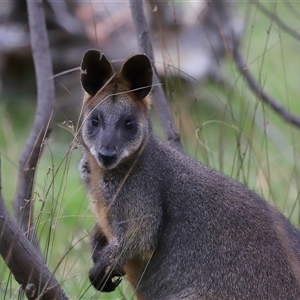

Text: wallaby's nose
xmin=98 ymin=148 xmax=117 ymax=167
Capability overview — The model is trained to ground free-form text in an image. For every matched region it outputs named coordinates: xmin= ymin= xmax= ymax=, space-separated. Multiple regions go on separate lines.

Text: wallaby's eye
xmin=125 ymin=120 xmax=136 ymax=130
xmin=91 ymin=118 xmax=99 ymax=127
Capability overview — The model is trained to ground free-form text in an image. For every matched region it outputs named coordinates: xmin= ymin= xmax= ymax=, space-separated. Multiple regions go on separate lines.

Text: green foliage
xmin=1 ymin=1 xmax=300 ymax=299
xmin=0 ymin=107 xmax=133 ymax=299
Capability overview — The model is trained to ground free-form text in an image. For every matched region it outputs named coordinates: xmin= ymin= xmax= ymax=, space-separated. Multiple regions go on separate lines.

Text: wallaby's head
xmin=80 ymin=50 xmax=153 ymax=170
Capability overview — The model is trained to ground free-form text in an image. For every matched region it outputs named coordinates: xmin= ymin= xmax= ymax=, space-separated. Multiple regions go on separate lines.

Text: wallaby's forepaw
xmin=89 ymin=266 xmax=122 ymax=292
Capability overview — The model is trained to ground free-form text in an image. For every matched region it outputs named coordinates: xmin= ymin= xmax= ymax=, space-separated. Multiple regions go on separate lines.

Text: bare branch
xmin=283 ymin=1 xmax=300 ymax=21
xmin=13 ymin=0 xmax=55 ymax=245
xmin=232 ymin=45 xmax=300 ymax=129
xmin=252 ymin=1 xmax=300 ymax=43
xmin=129 ymin=0 xmax=184 ymax=153
xmin=47 ymin=0 xmax=84 ymax=36
xmin=0 ymin=156 xmax=68 ymax=300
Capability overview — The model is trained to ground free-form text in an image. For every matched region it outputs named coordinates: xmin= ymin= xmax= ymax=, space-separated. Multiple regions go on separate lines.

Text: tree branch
xmin=129 ymin=0 xmax=184 ymax=153
xmin=252 ymin=0 xmax=300 ymax=43
xmin=13 ymin=0 xmax=55 ymax=246
xmin=283 ymin=1 xmax=300 ymax=23
xmin=0 ymin=156 xmax=68 ymax=300
xmin=232 ymin=45 xmax=300 ymax=129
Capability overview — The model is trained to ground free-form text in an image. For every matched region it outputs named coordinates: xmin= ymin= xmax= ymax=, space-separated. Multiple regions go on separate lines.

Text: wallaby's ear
xmin=119 ymin=54 xmax=153 ymax=99
xmin=81 ymin=50 xmax=115 ymax=96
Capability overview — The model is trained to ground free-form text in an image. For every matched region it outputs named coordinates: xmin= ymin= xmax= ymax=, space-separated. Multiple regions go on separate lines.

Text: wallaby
xmin=79 ymin=49 xmax=300 ymax=300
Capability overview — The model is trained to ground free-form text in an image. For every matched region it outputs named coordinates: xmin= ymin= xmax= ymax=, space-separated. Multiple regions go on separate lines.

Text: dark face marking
xmin=82 ymin=87 xmax=148 ymax=170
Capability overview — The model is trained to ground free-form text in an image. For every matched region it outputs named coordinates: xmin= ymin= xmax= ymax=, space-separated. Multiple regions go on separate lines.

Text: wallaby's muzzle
xmin=97 ymin=148 xmax=117 ymax=169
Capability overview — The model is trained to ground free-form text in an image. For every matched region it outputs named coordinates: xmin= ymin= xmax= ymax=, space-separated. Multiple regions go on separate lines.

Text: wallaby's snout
xmin=97 ymin=147 xmax=117 ymax=168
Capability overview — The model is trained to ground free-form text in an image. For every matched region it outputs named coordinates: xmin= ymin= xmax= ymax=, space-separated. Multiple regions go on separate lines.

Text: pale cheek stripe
xmin=122 ymin=149 xmax=130 ymax=158
xmin=91 ymin=146 xmax=98 ymax=157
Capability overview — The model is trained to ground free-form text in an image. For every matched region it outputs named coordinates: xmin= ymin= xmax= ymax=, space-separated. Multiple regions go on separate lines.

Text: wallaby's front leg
xmin=90 ymin=210 xmax=161 ymax=293
xmin=89 ymin=226 xmax=123 ymax=292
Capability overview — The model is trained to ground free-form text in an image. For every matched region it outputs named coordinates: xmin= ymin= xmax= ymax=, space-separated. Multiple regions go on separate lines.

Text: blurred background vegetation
xmin=1 ymin=0 xmax=300 ymax=299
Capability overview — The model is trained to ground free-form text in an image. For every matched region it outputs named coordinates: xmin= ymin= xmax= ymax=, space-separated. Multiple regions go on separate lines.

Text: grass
xmin=1 ymin=1 xmax=300 ymax=299
xmin=0 ymin=110 xmax=131 ymax=299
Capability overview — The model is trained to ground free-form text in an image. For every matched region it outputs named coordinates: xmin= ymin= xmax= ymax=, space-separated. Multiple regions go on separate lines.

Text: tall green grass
xmin=1 ymin=1 xmax=300 ymax=299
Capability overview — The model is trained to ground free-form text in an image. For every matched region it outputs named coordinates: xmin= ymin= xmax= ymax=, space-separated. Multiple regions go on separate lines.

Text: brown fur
xmin=87 ymin=154 xmax=114 ymax=243
xmin=123 ymin=256 xmax=148 ymax=290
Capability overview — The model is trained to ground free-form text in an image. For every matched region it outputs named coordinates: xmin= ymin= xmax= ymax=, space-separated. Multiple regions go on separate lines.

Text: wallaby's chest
xmin=84 ymin=155 xmax=115 ymax=243
xmin=83 ymin=153 xmax=128 ymax=242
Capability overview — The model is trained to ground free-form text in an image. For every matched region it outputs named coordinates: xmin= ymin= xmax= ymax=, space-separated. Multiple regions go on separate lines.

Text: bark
xmin=0 ymin=0 xmax=70 ymax=298
xmin=0 ymin=156 xmax=68 ymax=300
xmin=13 ymin=0 xmax=55 ymax=248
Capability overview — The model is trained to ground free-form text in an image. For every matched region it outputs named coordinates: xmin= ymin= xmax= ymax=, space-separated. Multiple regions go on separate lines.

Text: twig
xmin=283 ymin=1 xmax=300 ymax=21
xmin=47 ymin=0 xmax=84 ymax=36
xmin=0 ymin=156 xmax=68 ymax=300
xmin=129 ymin=0 xmax=184 ymax=153
xmin=252 ymin=1 xmax=300 ymax=43
xmin=232 ymin=45 xmax=300 ymax=129
xmin=13 ymin=0 xmax=55 ymax=248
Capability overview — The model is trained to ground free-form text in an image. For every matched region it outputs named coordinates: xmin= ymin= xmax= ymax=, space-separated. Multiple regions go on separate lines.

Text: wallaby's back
xmin=79 ymin=50 xmax=300 ymax=300
xmin=136 ymin=136 xmax=300 ymax=299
